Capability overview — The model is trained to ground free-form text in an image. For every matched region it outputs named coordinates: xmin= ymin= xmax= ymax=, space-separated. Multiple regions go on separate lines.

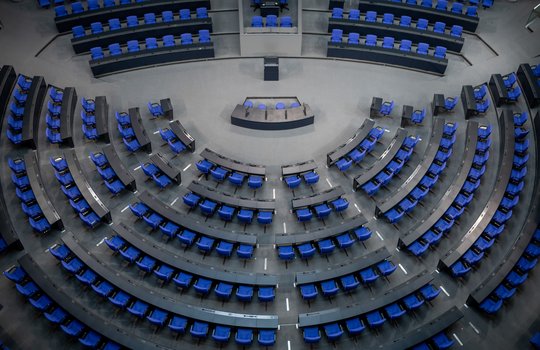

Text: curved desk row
xmin=93 ymin=96 xmax=110 ymax=142
xmin=137 ymin=190 xmax=257 ymax=245
xmin=400 ymin=121 xmax=478 ymax=247
xmin=517 ymin=63 xmax=540 ymax=108
xmin=353 ymin=128 xmax=407 ymax=190
xmin=201 ymin=148 xmax=266 ymax=177
xmin=149 ymin=153 xmax=181 ymax=184
xmin=489 ymin=74 xmax=509 ymax=107
xmin=295 ymin=247 xmax=390 ymax=285
xmin=61 ymin=232 xmax=279 ymax=328
xmin=328 ymin=18 xmax=464 ymax=52
xmin=90 ymin=42 xmax=215 ymax=78
xmin=357 ymin=0 xmax=479 ymax=32
xmin=102 ymin=144 xmax=136 ymax=191
xmin=24 ymin=151 xmax=63 ymax=230
xmin=467 ymin=112 xmax=540 ymax=305
xmin=230 ymin=103 xmax=315 ymax=130
xmin=187 ymin=181 xmax=275 ymax=211
xmin=327 ymin=42 xmax=448 ymax=75
xmin=298 ymin=270 xmax=434 ymax=327
xmin=58 ymin=87 xmax=77 ymax=147
xmin=0 ymin=65 xmax=20 ymax=248
xmin=21 ymin=76 xmax=47 ymax=149
xmin=376 ymin=117 xmax=445 ymax=215
xmin=128 ymin=107 xmax=152 ymax=153
xmin=292 ymin=186 xmax=346 ymax=210
xmin=274 ymin=215 xmax=367 ymax=245
xmin=169 ymin=120 xmax=195 ymax=152
xmin=326 ymin=118 xmax=375 ymax=166
xmin=439 ymin=110 xmax=515 ymax=270
xmin=18 ymin=253 xmax=164 ymax=350
xmin=113 ymin=222 xmax=278 ymax=286
xmin=282 ymin=159 xmax=317 ymax=177
xmin=55 ymin=0 xmax=211 ymax=32
xmin=378 ymin=306 xmax=463 ymax=349
xmin=72 ymin=18 xmax=213 ymax=54
xmin=64 ymin=149 xmax=111 ymax=224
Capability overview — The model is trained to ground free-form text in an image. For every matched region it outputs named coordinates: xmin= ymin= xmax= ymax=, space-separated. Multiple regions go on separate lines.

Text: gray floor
xmin=0 ymin=0 xmax=539 ymax=349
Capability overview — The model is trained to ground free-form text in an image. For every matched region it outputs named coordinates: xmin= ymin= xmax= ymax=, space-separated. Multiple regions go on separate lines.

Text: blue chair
xmin=298 ymin=243 xmax=316 ymax=259
xmin=181 ymin=33 xmax=193 ymax=45
xmin=278 ymin=245 xmax=295 ymax=261
xmin=336 ymin=157 xmax=353 ymax=171
xmin=332 ymin=7 xmax=343 ymax=18
xmin=212 ymin=325 xmax=231 ymax=343
xmin=126 ymin=15 xmax=138 ymax=27
xmin=127 ymin=300 xmax=149 ymax=318
xmin=252 ymin=15 xmax=263 ymax=27
xmin=147 ymin=309 xmax=168 ymax=327
xmin=285 ymin=175 xmax=301 ymax=188
xmin=44 ymin=307 xmax=68 ymax=324
xmin=60 ymin=319 xmax=84 ymax=337
xmin=433 ymin=21 xmax=446 ymax=33
xmin=380 ymin=100 xmax=395 ymax=115
xmin=280 ymin=16 xmax=292 ymax=27
xmin=382 ymin=13 xmax=394 ymax=24
xmin=258 ymin=330 xmax=276 ymax=346
xmin=315 ymin=204 xmax=331 ymax=219
xmin=345 ymin=318 xmax=365 ymax=335
xmin=451 ymin=261 xmax=471 ymax=277
xmin=324 ymin=323 xmax=344 ymax=341
xmin=179 ymin=9 xmax=191 ymax=20
xmin=72 ymin=25 xmax=85 ymax=38
xmin=258 ymin=286 xmax=275 ymax=302
xmin=377 ymin=260 xmax=397 ymax=276
xmin=154 ymin=264 xmax=175 ymax=282
xmin=340 ymin=274 xmax=359 ymax=291
xmin=403 ymin=293 xmax=425 ymax=310
xmin=169 ymin=316 xmax=188 ymax=333
xmin=466 ymin=6 xmax=478 ymax=16
xmin=193 ymin=278 xmax=212 ymax=295
xmin=108 ymin=43 xmax=122 ymax=56
xmin=173 ymin=272 xmax=193 ymax=289
xmin=296 ymin=208 xmax=312 ymax=222
xmin=162 ymin=10 xmax=174 ymax=22
xmin=400 ymin=15 xmax=412 ymax=27
xmin=366 ymin=311 xmax=386 ymax=328
xmin=300 ymin=284 xmax=318 ymax=300
xmin=317 ymin=239 xmax=335 ymax=255
xmin=331 ymin=29 xmax=343 ymax=43
xmin=451 ymin=25 xmax=463 ymax=37
xmin=365 ymin=11 xmax=377 ymax=22
xmin=508 ymin=86 xmax=521 ymax=101
xmin=235 ymin=328 xmax=253 ymax=345
xmin=348 ymin=33 xmax=360 ymax=46
xmin=451 ymin=2 xmax=464 ymax=13
xmin=399 ymin=40 xmax=412 ymax=52
xmin=238 ymin=209 xmax=254 ymax=223
xmin=214 ymin=282 xmax=233 ymax=300
xmin=196 ymin=236 xmax=215 ymax=253
xmin=433 ymin=333 xmax=455 ymax=349
xmin=71 ymin=2 xmax=84 ymax=13
xmin=246 ymin=175 xmax=262 ymax=189
xmin=436 ymin=0 xmax=447 ymax=10
xmin=178 ymin=229 xmax=196 ymax=247
xmin=55 ymin=5 xmax=68 ymax=16
xmin=218 ymin=205 xmax=235 ymax=221
xmin=108 ymin=18 xmax=121 ymax=30
xmin=385 ymin=302 xmax=406 ymax=319
xmin=349 ymin=9 xmax=360 ymax=20
xmin=336 ymin=233 xmax=354 ymax=249
xmin=365 ymin=34 xmax=377 ymax=46
xmin=144 ymin=12 xmax=156 ymax=24
xmin=127 ymin=40 xmax=139 ymax=52
xmin=421 ymin=0 xmax=433 ymax=6
xmin=382 ymin=36 xmax=395 ymax=49
xmin=359 ymin=267 xmax=378 ymax=284
xmin=236 ymin=285 xmax=254 ymax=302
xmin=210 ymin=166 xmax=228 ymax=181
xmin=196 ymin=7 xmax=208 ymax=18
xmin=145 ymin=37 xmax=158 ymax=49
xmin=87 ymin=0 xmax=99 ymax=10
xmin=196 ymin=159 xmax=214 ymax=173
xmin=90 ymin=22 xmax=103 ymax=34
xmin=266 ymin=15 xmax=277 ymax=27
xmin=257 ymin=211 xmax=273 ymax=224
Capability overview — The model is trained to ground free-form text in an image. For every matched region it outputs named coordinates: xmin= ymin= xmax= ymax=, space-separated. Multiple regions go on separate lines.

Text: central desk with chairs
xmin=353 ymin=128 xmax=408 ymax=190
xmin=64 ymin=149 xmax=112 ymax=225
xmin=55 ymin=0 xmax=211 ymax=33
xmin=21 ymin=76 xmax=47 ymax=149
xmin=230 ymin=102 xmax=315 ymax=130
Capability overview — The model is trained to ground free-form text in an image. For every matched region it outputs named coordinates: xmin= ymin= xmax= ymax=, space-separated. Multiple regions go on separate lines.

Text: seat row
xmin=479 ymin=228 xmax=539 ymax=313
xmin=45 ymin=245 xmax=277 ymax=346
xmin=331 ymin=8 xmax=463 ymax=37
xmin=294 ymin=196 xmax=349 ymax=222
xmin=502 ymin=72 xmax=523 ymax=102
xmin=98 ymin=238 xmax=274 ymax=303
xmin=3 ymin=265 xmax=121 ymax=349
xmin=450 ymin=122 xmax=529 ymax=277
xmin=361 ymin=134 xmax=420 ymax=196
xmin=407 ymin=124 xmax=491 ymax=256
xmin=8 ymin=158 xmax=51 ymax=234
xmin=50 ymin=156 xmax=101 ymax=228
xmin=80 ymin=97 xmax=101 ymax=139
xmin=301 ymin=283 xmax=440 ymax=343
xmin=331 ymin=30 xmax=448 ymax=59
xmin=388 ymin=0 xmax=481 ymax=14
xmin=54 ymin=0 xmax=184 ymax=16
xmin=251 ymin=15 xmax=293 ymax=28
xmin=6 ymin=75 xmax=33 ymax=145
xmin=384 ymin=122 xmax=457 ymax=223
xmin=129 ymin=201 xmax=256 ymax=259
xmin=196 ymin=159 xmax=264 ymax=189
xmin=472 ymin=84 xmax=491 ymax=113
xmin=72 ymin=8 xmax=208 ymax=37
xmin=141 ymin=159 xmax=175 ymax=189
xmin=45 ymin=86 xmax=65 ymax=144
xmin=334 ymin=126 xmax=385 ymax=172
xmin=243 ymin=100 xmax=301 ymax=110
xmin=90 ymin=30 xmax=211 ymax=60
xmin=182 ymin=191 xmax=273 ymax=224
xmin=299 ymin=260 xmax=397 ymax=301
xmin=278 ymin=226 xmax=372 ymax=261
xmin=115 ymin=111 xmax=143 ymax=152
xmin=89 ymin=152 xmax=127 ymax=194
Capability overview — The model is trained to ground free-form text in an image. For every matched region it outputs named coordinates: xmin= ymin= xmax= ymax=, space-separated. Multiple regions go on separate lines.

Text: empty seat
xmin=416 ymin=18 xmax=429 ymax=30
xmin=400 ymin=15 xmax=412 ymax=27
xmin=252 ymin=15 xmax=263 ymax=27
xmin=331 ymin=29 xmax=343 ymax=43
xmin=349 ymin=9 xmax=360 ymax=20
xmin=281 ymin=16 xmax=292 ymax=27
xmin=365 ymin=11 xmax=377 ymax=22
xmin=332 ymin=7 xmax=343 ymax=18
xmin=382 ymin=36 xmax=395 ymax=48
xmin=382 ymin=13 xmax=394 ymax=24
xmin=450 ymin=24 xmax=463 ymax=37
xmin=266 ymin=15 xmax=277 ymax=27
xmin=162 ymin=10 xmax=174 ymax=22
xmin=144 ymin=12 xmax=156 ymax=24
xmin=433 ymin=21 xmax=446 ymax=33
xmin=145 ymin=37 xmax=158 ymax=49
xmin=181 ymin=33 xmax=193 ymax=45
xmin=434 ymin=46 xmax=447 ymax=59
xmin=417 ymin=42 xmax=429 ymax=55
xmin=451 ymin=2 xmax=464 ymax=13
xmin=196 ymin=7 xmax=208 ymax=18
xmin=90 ymin=22 xmax=103 ymax=34
xmin=399 ymin=40 xmax=412 ymax=51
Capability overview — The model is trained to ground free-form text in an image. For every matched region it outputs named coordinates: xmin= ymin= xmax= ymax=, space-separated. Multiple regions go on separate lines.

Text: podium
xmin=264 ymin=57 xmax=279 ymax=81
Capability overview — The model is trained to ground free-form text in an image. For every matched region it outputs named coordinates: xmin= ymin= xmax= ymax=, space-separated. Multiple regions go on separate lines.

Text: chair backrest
xmin=332 ymin=7 xmax=343 ymax=18
xmin=366 ymin=11 xmax=377 ymax=21
xmin=145 ymin=37 xmax=158 ymax=49
xmin=417 ymin=18 xmax=428 ymax=29
xmin=55 ymin=5 xmax=68 ymax=17
xmin=71 ymin=2 xmax=84 ymax=13
xmin=72 ymin=25 xmax=85 ymax=38
xmin=127 ymin=40 xmax=139 ymax=52
xmin=348 ymin=32 xmax=360 ymax=44
xmin=417 ymin=42 xmax=429 ymax=54
xmin=451 ymin=2 xmax=463 ymax=12
xmin=144 ymin=13 xmax=156 ymax=24
xmin=280 ymin=16 xmax=292 ymax=27
xmin=450 ymin=25 xmax=462 ymax=36
xmin=382 ymin=13 xmax=394 ymax=23
xmin=196 ymin=7 xmax=207 ymax=18
xmin=181 ymin=33 xmax=193 ymax=45
xmin=434 ymin=46 xmax=447 ymax=58
xmin=382 ymin=36 xmax=394 ymax=48
xmin=400 ymin=15 xmax=411 ymax=26
xmin=266 ymin=15 xmax=277 ymax=27
xmin=466 ymin=6 xmax=478 ymax=16
xmin=90 ymin=47 xmax=104 ymax=59
xmin=349 ymin=9 xmax=360 ymax=20
xmin=90 ymin=22 xmax=103 ymax=33
xmin=400 ymin=39 xmax=412 ymax=51
xmin=109 ymin=18 xmax=121 ymax=30
xmin=199 ymin=29 xmax=211 ymax=43
xmin=163 ymin=35 xmax=175 ymax=46
xmin=366 ymin=34 xmax=377 ymax=45
xmin=436 ymin=0 xmax=447 ymax=10
xmin=88 ymin=0 xmax=99 ymax=10
xmin=434 ymin=21 xmax=446 ymax=31
xmin=126 ymin=15 xmax=138 ymax=26
xmin=180 ymin=8 xmax=190 ymax=19
xmin=252 ymin=15 xmax=263 ymax=27
xmin=162 ymin=10 xmax=174 ymax=22
xmin=331 ymin=29 xmax=343 ymax=42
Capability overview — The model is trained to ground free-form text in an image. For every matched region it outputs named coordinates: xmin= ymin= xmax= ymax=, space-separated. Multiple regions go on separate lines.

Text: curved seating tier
xmin=90 ymin=33 xmax=214 ymax=77
xmin=51 ymin=150 xmax=111 ymax=228
xmin=328 ymin=32 xmax=448 ymax=75
xmin=81 ymin=95 xmax=110 ymax=142
xmin=298 ymin=270 xmax=438 ymax=343
xmin=281 ymin=160 xmax=319 ymax=188
xmin=115 ymin=107 xmax=152 ymax=153
xmin=7 ymin=254 xmax=152 ymax=350
xmin=439 ymin=110 xmax=526 ymax=276
xmin=328 ymin=11 xmax=464 ymax=52
xmin=230 ymin=102 xmax=315 ymax=130
xmin=54 ymin=0 xmax=211 ymax=33
xmin=197 ymin=148 xmax=266 ymax=188
xmin=94 ymin=144 xmax=136 ymax=192
xmin=0 ymin=65 xmax=21 ymax=249
xmin=134 ymin=190 xmax=258 ymax=246
xmin=356 ymin=0 xmax=479 ymax=31
xmin=160 ymin=119 xmax=196 ymax=153
xmin=375 ymin=118 xmax=453 ymax=222
xmin=399 ymin=121 xmax=485 ymax=250
xmin=292 ymin=186 xmax=348 ymax=221
xmin=183 ymin=181 xmax=275 ymax=224
xmin=141 ymin=153 xmax=181 ymax=188
xmin=71 ymin=10 xmax=212 ymax=53
xmin=45 ymin=86 xmax=77 ymax=146
xmin=58 ymin=233 xmax=279 ymax=329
